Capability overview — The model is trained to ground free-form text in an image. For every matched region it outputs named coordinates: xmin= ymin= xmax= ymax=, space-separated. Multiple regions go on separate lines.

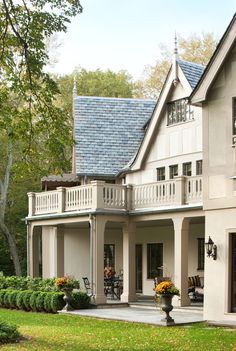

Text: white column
xmin=173 ymin=217 xmax=190 ymax=306
xmin=92 ymin=216 xmax=106 ymax=304
xmin=121 ymin=221 xmax=137 ymax=302
xmin=42 ymin=226 xmax=64 ymax=278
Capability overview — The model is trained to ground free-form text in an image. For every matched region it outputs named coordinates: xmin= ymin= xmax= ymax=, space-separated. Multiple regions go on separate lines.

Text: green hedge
xmin=0 ymin=321 xmax=20 ymax=344
xmin=0 ymin=289 xmax=89 ymax=313
xmin=0 ymin=274 xmax=57 ymax=292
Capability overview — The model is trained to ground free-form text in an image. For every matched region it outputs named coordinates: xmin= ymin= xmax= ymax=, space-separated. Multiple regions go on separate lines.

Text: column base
xmin=120 ymin=293 xmax=137 ymax=303
xmin=93 ymin=294 xmax=107 ymax=305
xmin=172 ymin=294 xmax=191 ymax=307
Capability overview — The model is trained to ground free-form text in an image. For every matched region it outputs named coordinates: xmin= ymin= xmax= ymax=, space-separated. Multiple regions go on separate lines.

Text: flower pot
xmin=62 ymin=288 xmax=74 ymax=311
xmin=160 ymin=294 xmax=175 ymax=325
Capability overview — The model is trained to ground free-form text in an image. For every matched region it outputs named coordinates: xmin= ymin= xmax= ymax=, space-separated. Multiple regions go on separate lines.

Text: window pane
xmin=196 ymin=160 xmax=203 ymax=175
xmin=157 ymin=167 xmax=165 ymax=181
xmin=104 ymin=244 xmax=115 ymax=268
xmin=167 ymin=99 xmax=194 ymax=126
xmin=233 ymin=98 xmax=236 ymax=135
xmin=183 ymin=162 xmax=192 ymax=176
xmin=169 ymin=165 xmax=178 ymax=179
xmin=147 ymin=243 xmax=163 ymax=279
xmin=197 ymin=238 xmax=204 ymax=270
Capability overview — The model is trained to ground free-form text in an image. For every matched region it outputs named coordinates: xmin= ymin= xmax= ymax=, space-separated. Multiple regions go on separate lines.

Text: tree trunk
xmin=0 ymin=221 xmax=21 ymax=276
xmin=0 ymin=142 xmax=22 ymax=276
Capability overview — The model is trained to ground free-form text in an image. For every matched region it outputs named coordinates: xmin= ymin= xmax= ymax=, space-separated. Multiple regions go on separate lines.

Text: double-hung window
xmin=169 ymin=164 xmax=178 ymax=179
xmin=183 ymin=162 xmax=192 ymax=176
xmin=196 ymin=160 xmax=203 ymax=176
xmin=157 ymin=167 xmax=165 ymax=181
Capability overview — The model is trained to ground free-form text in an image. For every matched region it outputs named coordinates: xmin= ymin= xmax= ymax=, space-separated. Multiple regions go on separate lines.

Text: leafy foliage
xmin=0 ymin=320 xmax=20 ymax=344
xmin=0 ymin=0 xmax=82 ymax=275
xmin=135 ymin=32 xmax=218 ymax=99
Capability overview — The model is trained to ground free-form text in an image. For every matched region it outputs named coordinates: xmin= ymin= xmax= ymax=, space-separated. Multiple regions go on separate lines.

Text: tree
xmin=135 ymin=32 xmax=218 ymax=99
xmin=0 ymin=0 xmax=82 ymax=275
xmin=55 ymin=68 xmax=134 ymax=124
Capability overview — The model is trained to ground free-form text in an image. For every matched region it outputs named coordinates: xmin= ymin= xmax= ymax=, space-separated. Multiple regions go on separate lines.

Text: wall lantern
xmin=205 ymin=236 xmax=217 ymax=260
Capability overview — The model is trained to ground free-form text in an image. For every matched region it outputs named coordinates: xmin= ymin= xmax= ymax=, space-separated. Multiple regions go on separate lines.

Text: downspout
xmin=72 ymin=76 xmax=77 ymax=174
xmin=89 ymin=214 xmax=95 ymax=299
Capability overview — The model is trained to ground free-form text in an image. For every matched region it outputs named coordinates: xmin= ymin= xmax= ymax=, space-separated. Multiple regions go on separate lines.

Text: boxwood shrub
xmin=29 ymin=291 xmax=41 ymax=311
xmin=35 ymin=292 xmax=48 ymax=312
xmin=8 ymin=291 xmax=18 ymax=309
xmin=51 ymin=292 xmax=64 ymax=313
xmin=0 ymin=290 xmax=7 ymax=307
xmin=72 ymin=291 xmax=90 ymax=309
xmin=0 ymin=321 xmax=20 ymax=344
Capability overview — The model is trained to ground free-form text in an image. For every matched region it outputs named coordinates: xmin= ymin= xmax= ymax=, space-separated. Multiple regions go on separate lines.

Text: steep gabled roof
xmin=74 ymin=96 xmax=156 ymax=177
xmin=191 ymin=13 xmax=236 ymax=104
xmin=178 ymin=59 xmax=205 ymax=89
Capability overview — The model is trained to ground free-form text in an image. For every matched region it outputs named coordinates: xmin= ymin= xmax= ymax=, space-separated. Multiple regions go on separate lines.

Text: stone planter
xmin=62 ymin=288 xmax=74 ymax=311
xmin=160 ymin=294 xmax=175 ymax=325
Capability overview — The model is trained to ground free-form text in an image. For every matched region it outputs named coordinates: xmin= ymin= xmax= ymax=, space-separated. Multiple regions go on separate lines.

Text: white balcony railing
xmin=28 ymin=177 xmax=202 ymax=217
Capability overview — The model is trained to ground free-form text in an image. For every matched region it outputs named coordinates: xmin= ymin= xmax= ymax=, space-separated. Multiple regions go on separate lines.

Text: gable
xmin=191 ymin=14 xmax=236 ymax=104
xmin=130 ymin=59 xmax=204 ymax=171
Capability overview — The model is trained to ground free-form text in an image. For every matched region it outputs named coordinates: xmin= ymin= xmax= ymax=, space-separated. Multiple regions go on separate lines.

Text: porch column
xmin=28 ymin=224 xmax=41 ymax=277
xmin=173 ymin=217 xmax=190 ymax=306
xmin=42 ymin=226 xmax=64 ymax=278
xmin=121 ymin=221 xmax=137 ymax=302
xmin=91 ymin=216 xmax=106 ymax=304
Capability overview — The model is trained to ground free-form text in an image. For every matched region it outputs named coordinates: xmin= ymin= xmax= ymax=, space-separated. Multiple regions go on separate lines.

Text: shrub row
xmin=0 ymin=321 xmax=20 ymax=344
xmin=0 ymin=289 xmax=90 ymax=313
xmin=0 ymin=274 xmax=57 ymax=292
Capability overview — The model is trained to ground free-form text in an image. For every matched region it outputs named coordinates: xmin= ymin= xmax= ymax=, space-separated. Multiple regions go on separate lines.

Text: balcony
xmin=28 ymin=176 xmax=202 ymax=217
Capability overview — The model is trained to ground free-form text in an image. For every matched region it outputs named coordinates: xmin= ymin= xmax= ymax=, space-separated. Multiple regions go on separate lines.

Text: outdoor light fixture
xmin=205 ymin=236 xmax=217 ymax=260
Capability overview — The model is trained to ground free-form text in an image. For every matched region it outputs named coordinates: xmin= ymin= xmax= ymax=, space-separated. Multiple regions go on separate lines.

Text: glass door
xmin=135 ymin=244 xmax=142 ymax=293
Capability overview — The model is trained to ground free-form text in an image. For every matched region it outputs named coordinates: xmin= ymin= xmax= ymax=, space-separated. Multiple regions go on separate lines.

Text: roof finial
xmin=174 ymin=32 xmax=178 ymax=57
xmin=172 ymin=32 xmax=179 ymax=86
xmin=73 ymin=75 xmax=77 ymax=97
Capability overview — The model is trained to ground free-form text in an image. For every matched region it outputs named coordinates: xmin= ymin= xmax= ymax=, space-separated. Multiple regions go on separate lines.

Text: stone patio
xmin=60 ymin=305 xmax=204 ymax=326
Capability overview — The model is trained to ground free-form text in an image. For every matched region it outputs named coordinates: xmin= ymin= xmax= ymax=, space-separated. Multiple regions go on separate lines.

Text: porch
xmin=28 ymin=212 xmax=205 ymax=307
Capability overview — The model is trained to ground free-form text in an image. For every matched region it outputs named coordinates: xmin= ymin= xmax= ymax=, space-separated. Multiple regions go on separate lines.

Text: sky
xmin=49 ymin=0 xmax=236 ymax=79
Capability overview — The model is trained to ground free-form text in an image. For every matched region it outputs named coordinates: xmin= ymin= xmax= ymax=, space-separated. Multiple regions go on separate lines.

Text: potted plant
xmin=154 ymin=280 xmax=179 ymax=325
xmin=55 ymin=276 xmax=80 ymax=311
xmin=104 ymin=267 xmax=116 ymax=279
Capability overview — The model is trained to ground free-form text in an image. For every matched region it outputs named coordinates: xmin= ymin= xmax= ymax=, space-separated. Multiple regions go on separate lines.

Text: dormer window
xmin=167 ymin=98 xmax=194 ymax=126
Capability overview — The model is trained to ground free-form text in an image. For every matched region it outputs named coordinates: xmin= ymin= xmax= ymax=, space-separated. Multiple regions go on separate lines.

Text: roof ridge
xmin=177 ymin=58 xmax=206 ymax=68
xmin=74 ymin=95 xmax=156 ymax=102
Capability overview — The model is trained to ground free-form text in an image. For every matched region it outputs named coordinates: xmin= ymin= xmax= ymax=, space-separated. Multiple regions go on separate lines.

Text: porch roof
xmin=74 ymin=96 xmax=156 ymax=177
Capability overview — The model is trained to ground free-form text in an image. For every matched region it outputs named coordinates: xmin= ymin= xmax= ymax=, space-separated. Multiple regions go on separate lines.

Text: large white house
xmin=27 ymin=14 xmax=236 ymax=322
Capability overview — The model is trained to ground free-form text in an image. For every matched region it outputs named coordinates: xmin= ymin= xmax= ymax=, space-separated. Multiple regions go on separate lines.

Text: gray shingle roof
xmin=178 ymin=59 xmax=205 ymax=89
xmin=74 ymin=96 xmax=156 ymax=177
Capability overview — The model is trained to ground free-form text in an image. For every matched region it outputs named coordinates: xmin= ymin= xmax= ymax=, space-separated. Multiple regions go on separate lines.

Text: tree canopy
xmin=0 ymin=0 xmax=83 ymax=275
xmin=135 ymin=32 xmax=218 ymax=99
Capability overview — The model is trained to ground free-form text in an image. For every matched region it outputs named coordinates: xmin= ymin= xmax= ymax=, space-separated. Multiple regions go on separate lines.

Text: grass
xmin=0 ymin=309 xmax=236 ymax=351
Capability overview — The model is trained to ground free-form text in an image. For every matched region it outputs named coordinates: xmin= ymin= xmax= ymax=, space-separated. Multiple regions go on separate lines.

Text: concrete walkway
xmin=61 ymin=306 xmax=204 ymax=326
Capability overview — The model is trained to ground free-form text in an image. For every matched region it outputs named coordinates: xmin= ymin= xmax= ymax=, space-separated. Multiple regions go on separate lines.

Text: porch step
xmin=129 ymin=303 xmax=203 ymax=314
xmin=90 ymin=302 xmax=129 ymax=309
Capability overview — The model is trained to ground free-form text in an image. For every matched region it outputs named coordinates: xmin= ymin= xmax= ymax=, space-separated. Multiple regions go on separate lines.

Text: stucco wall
xmin=204 ymin=208 xmax=236 ymax=321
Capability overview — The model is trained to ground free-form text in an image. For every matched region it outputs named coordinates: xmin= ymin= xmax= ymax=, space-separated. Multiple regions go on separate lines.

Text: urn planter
xmin=160 ymin=294 xmax=175 ymax=325
xmin=62 ymin=288 xmax=74 ymax=311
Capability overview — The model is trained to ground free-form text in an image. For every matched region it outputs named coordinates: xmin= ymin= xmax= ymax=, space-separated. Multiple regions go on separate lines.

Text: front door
xmin=135 ymin=244 xmax=142 ymax=293
xmin=231 ymin=234 xmax=236 ymax=312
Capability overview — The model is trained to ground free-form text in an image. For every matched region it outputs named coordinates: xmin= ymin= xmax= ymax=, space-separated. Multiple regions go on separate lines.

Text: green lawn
xmin=0 ymin=309 xmax=236 ymax=351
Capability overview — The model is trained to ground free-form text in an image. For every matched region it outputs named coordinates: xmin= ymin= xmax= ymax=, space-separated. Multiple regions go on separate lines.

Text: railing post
xmin=126 ymin=184 xmax=133 ymax=210
xmin=91 ymin=181 xmax=105 ymax=210
xmin=175 ymin=176 xmax=186 ymax=205
xmin=57 ymin=187 xmax=66 ymax=213
xmin=28 ymin=192 xmax=36 ymax=216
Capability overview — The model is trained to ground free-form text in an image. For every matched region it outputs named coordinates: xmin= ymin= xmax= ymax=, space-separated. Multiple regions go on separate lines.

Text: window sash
xmin=169 ymin=165 xmax=178 ymax=179
xmin=233 ymin=98 xmax=236 ymax=135
xmin=183 ymin=162 xmax=192 ymax=176
xmin=197 ymin=238 xmax=204 ymax=270
xmin=196 ymin=160 xmax=203 ymax=176
xmin=104 ymin=244 xmax=115 ymax=268
xmin=167 ymin=99 xmax=194 ymax=126
xmin=157 ymin=167 xmax=165 ymax=181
